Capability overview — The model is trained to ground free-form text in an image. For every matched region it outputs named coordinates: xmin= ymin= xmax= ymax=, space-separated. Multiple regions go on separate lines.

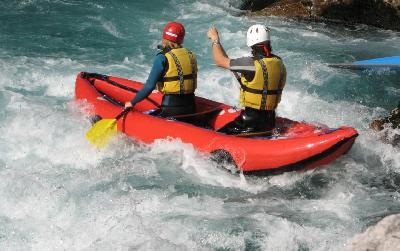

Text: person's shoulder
xmin=152 ymin=52 xmax=168 ymax=67
xmin=231 ymin=56 xmax=254 ymax=66
xmin=182 ymin=47 xmax=195 ymax=54
xmin=270 ymin=54 xmax=285 ymax=67
xmin=235 ymin=56 xmax=254 ymax=61
xmin=180 ymin=47 xmax=196 ymax=55
xmin=271 ymin=54 xmax=283 ymax=61
xmin=155 ymin=52 xmax=167 ymax=60
xmin=230 ymin=56 xmax=256 ymax=72
xmin=156 ymin=50 xmax=166 ymax=56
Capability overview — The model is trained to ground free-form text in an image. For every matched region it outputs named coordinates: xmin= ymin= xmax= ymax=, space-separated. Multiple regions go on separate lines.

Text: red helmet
xmin=162 ymin=22 xmax=185 ymax=44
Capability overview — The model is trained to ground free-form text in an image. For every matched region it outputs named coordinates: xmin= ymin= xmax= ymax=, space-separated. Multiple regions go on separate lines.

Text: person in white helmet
xmin=207 ymin=24 xmax=286 ymax=134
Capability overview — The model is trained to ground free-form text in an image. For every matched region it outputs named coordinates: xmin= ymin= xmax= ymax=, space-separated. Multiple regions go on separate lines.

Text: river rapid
xmin=0 ymin=0 xmax=399 ymax=250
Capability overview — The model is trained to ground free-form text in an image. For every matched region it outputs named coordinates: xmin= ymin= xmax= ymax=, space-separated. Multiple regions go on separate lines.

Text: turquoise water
xmin=1 ymin=0 xmax=400 ymax=250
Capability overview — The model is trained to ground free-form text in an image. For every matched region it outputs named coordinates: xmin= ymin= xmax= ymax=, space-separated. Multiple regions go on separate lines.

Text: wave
xmin=0 ymin=0 xmax=400 ymax=249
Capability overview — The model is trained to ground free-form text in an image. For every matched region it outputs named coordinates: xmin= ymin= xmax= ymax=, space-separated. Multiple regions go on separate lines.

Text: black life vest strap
xmin=188 ymin=50 xmax=197 ymax=89
xmin=240 ymin=82 xmax=282 ymax=95
xmin=163 ymin=73 xmax=195 ymax=82
xmin=167 ymin=50 xmax=185 ymax=94
xmin=258 ymin=59 xmax=269 ymax=110
xmin=278 ymin=62 xmax=285 ymax=90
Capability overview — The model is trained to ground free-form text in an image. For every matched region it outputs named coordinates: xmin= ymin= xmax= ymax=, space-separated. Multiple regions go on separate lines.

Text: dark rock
xmin=252 ymin=0 xmax=313 ymax=17
xmin=315 ymin=0 xmax=400 ymax=30
xmin=370 ymin=102 xmax=400 ymax=131
xmin=239 ymin=0 xmax=277 ymax=11
xmin=241 ymin=0 xmax=400 ymax=31
xmin=370 ymin=103 xmax=400 ymax=146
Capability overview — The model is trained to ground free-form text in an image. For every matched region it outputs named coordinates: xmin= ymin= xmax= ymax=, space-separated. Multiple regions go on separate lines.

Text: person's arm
xmin=125 ymin=54 xmax=166 ymax=108
xmin=207 ymin=26 xmax=230 ymax=69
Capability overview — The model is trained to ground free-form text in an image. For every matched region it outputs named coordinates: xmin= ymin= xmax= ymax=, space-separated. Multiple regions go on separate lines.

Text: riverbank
xmin=241 ymin=0 xmax=400 ymax=31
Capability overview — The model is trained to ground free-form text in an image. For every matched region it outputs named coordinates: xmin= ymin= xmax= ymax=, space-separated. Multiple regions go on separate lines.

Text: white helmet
xmin=246 ymin=24 xmax=270 ymax=47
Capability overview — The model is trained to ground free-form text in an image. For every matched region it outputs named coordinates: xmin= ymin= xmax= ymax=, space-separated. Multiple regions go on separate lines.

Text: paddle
xmin=86 ymin=107 xmax=132 ymax=148
xmin=329 ymin=56 xmax=400 ymax=70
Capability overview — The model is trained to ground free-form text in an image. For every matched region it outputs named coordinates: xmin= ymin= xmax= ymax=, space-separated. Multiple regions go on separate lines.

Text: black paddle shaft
xmin=81 ymin=72 xmax=161 ymax=108
xmin=115 ymin=107 xmax=132 ymax=121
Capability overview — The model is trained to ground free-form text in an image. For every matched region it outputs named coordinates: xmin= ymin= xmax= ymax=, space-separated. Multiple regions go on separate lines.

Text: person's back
xmin=156 ymin=44 xmax=197 ymax=117
xmin=207 ymin=24 xmax=286 ymax=134
xmin=125 ymin=22 xmax=197 ymax=117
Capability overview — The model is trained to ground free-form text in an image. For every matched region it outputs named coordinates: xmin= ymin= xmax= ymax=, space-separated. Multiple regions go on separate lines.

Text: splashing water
xmin=0 ymin=0 xmax=399 ymax=250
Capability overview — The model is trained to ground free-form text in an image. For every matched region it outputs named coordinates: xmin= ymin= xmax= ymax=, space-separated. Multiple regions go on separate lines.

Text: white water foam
xmin=1 ymin=0 xmax=400 ymax=250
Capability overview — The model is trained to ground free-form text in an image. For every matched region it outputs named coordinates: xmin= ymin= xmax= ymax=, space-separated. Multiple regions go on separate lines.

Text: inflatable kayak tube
xmin=75 ymin=72 xmax=358 ymax=175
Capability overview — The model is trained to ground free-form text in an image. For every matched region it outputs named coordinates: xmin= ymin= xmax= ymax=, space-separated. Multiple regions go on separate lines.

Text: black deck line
xmin=242 ymin=134 xmax=358 ymax=176
xmin=98 ymin=73 xmax=160 ymax=108
xmin=99 ymin=91 xmax=125 ymax=107
xmin=81 ymin=72 xmax=139 ymax=93
xmin=83 ymin=76 xmax=125 ymax=108
xmin=81 ymin=72 xmax=160 ymax=108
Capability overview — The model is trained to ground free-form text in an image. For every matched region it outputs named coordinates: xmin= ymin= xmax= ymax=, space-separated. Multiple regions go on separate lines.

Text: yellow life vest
xmin=239 ymin=56 xmax=286 ymax=110
xmin=157 ymin=48 xmax=197 ymax=95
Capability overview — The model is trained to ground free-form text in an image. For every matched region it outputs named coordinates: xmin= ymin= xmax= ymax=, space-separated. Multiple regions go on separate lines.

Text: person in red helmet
xmin=125 ymin=22 xmax=198 ymax=117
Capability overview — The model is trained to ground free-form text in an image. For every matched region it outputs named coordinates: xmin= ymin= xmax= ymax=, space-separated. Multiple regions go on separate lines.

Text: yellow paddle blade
xmin=86 ymin=119 xmax=118 ymax=148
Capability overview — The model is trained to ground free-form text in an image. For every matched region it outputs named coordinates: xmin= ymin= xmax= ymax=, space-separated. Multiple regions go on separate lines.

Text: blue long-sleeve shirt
xmin=130 ymin=53 xmax=167 ymax=106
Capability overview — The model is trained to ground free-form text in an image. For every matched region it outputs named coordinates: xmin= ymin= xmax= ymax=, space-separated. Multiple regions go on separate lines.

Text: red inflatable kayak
xmin=75 ymin=72 xmax=358 ymax=175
